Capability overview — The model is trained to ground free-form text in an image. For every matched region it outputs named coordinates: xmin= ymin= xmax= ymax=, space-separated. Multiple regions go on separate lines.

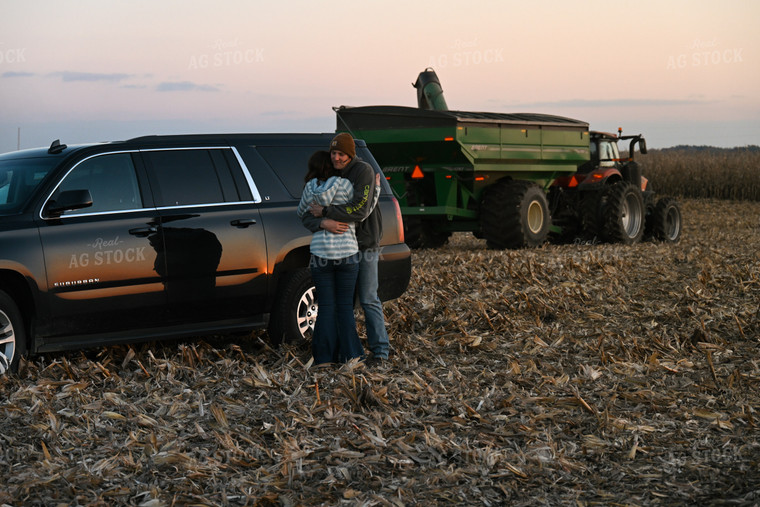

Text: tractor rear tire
xmin=648 ymin=197 xmax=682 ymax=242
xmin=580 ymin=190 xmax=604 ymax=242
xmin=601 ymin=181 xmax=645 ymax=244
xmin=480 ymin=179 xmax=551 ymax=249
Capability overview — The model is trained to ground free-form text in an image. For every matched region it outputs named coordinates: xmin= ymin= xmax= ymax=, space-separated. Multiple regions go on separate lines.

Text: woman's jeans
xmin=310 ymin=253 xmax=363 ymax=364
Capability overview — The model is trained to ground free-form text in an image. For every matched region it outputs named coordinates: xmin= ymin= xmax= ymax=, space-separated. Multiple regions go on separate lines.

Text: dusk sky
xmin=1 ymin=0 xmax=758 ymax=153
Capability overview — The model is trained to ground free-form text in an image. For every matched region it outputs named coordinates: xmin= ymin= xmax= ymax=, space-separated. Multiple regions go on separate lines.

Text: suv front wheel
xmin=268 ymin=269 xmax=317 ymax=346
xmin=0 ymin=290 xmax=25 ymax=374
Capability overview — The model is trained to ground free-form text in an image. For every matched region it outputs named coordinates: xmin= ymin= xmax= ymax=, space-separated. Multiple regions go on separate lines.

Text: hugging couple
xmin=297 ymin=133 xmax=389 ymax=367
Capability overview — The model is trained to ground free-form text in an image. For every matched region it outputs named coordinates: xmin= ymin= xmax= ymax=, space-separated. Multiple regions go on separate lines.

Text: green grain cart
xmin=335 ymin=68 xmax=681 ymax=249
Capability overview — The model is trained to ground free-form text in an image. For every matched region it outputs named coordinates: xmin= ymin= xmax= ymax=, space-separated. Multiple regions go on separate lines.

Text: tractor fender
xmin=576 ymin=168 xmax=622 ymax=191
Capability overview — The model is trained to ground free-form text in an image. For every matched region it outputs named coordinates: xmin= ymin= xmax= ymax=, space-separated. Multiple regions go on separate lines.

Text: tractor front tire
xmin=648 ymin=197 xmax=682 ymax=242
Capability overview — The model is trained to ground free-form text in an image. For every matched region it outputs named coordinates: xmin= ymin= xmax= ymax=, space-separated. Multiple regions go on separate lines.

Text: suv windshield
xmin=0 ymin=157 xmax=59 ymax=215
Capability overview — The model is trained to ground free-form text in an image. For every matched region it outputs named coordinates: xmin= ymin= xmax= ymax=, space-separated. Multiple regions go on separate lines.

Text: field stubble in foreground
xmin=1 ymin=199 xmax=759 ymax=506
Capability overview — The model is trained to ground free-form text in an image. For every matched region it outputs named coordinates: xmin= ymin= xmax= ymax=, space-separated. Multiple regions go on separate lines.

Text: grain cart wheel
xmin=648 ymin=197 xmax=682 ymax=242
xmin=403 ymin=216 xmax=424 ymax=249
xmin=405 ymin=217 xmax=450 ymax=248
xmin=402 ymin=181 xmax=425 ymax=249
xmin=601 ymin=181 xmax=645 ymax=244
xmin=0 ymin=290 xmax=26 ymax=375
xmin=419 ymin=224 xmax=451 ymax=249
xmin=268 ymin=268 xmax=316 ymax=346
xmin=403 ymin=183 xmax=450 ymax=249
xmin=480 ymin=179 xmax=551 ymax=249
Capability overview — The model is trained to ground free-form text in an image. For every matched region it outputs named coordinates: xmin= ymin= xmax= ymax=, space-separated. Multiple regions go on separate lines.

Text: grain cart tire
xmin=419 ymin=225 xmax=451 ymax=249
xmin=481 ymin=179 xmax=551 ymax=249
xmin=268 ymin=268 xmax=316 ymax=346
xmin=0 ymin=290 xmax=26 ymax=375
xmin=403 ymin=216 xmax=425 ymax=249
xmin=648 ymin=197 xmax=682 ymax=242
xmin=403 ymin=183 xmax=450 ymax=249
xmin=601 ymin=181 xmax=645 ymax=244
xmin=405 ymin=218 xmax=450 ymax=248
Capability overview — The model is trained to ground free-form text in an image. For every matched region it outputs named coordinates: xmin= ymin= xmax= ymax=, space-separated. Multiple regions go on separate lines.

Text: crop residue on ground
xmin=1 ymin=199 xmax=759 ymax=506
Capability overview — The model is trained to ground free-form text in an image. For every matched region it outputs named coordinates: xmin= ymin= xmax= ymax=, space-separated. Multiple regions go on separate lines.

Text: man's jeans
xmin=310 ymin=254 xmax=363 ymax=364
xmin=357 ymin=249 xmax=390 ymax=358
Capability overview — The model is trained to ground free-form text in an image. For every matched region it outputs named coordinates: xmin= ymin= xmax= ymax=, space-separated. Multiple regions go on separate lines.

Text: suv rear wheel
xmin=268 ymin=269 xmax=316 ymax=346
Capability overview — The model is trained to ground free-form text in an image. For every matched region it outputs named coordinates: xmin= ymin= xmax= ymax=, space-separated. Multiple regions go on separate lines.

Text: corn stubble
xmin=1 ymin=199 xmax=759 ymax=506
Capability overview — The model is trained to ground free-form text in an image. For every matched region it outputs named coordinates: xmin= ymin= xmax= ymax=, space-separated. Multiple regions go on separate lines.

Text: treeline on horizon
xmin=640 ymin=145 xmax=760 ymax=201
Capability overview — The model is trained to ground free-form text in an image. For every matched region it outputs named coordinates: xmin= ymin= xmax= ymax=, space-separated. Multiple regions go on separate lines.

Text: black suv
xmin=0 ymin=134 xmax=411 ymax=373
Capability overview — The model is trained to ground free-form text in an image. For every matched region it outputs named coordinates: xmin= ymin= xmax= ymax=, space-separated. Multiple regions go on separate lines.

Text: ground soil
xmin=1 ymin=198 xmax=759 ymax=506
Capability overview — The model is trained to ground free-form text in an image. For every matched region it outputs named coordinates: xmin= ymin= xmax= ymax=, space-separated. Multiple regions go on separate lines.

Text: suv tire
xmin=268 ymin=268 xmax=316 ymax=346
xmin=0 ymin=290 xmax=25 ymax=374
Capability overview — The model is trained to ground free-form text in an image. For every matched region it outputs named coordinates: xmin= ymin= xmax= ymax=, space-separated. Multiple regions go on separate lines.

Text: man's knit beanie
xmin=329 ymin=133 xmax=356 ymax=159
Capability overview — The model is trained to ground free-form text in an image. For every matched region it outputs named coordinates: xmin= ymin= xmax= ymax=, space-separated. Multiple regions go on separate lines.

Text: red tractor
xmin=549 ymin=129 xmax=682 ymax=244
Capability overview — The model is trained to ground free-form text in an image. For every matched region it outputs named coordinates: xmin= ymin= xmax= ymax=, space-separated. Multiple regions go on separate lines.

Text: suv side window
xmin=144 ymin=149 xmax=239 ymax=207
xmin=54 ymin=152 xmax=143 ymax=215
xmin=256 ymin=146 xmax=320 ymax=199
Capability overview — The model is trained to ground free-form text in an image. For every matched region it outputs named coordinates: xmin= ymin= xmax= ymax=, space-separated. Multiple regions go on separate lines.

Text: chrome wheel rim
xmin=0 ymin=309 xmax=15 ymax=374
xmin=296 ymin=286 xmax=317 ymax=339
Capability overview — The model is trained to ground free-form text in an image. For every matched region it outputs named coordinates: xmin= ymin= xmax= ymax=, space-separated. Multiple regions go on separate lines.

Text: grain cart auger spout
xmin=335 ymin=68 xmax=682 ymax=249
xmin=414 ymin=67 xmax=449 ymax=111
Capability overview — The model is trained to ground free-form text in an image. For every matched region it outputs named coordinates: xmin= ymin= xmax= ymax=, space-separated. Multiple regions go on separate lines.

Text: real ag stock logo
xmin=188 ymin=38 xmax=264 ymax=70
xmin=0 ymin=43 xmax=26 ymax=65
xmin=667 ymin=38 xmax=744 ymax=70
xmin=429 ymin=38 xmax=504 ymax=68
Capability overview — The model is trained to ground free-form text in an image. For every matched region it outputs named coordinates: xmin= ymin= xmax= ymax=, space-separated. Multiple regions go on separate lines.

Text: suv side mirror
xmin=45 ymin=189 xmax=93 ymax=218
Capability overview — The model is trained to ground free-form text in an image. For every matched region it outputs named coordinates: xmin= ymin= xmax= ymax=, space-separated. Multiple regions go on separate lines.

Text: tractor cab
xmin=591 ymin=132 xmax=621 ymax=169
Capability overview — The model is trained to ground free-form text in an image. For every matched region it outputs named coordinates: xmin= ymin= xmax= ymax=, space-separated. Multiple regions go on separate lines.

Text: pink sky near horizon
xmin=1 ymin=0 xmax=758 ymax=152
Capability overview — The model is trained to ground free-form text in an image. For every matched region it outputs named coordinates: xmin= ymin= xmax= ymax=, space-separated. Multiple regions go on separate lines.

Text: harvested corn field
xmin=1 ymin=198 xmax=759 ymax=506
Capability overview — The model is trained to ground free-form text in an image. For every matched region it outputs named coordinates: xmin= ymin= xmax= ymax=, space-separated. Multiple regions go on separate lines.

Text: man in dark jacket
xmin=303 ymin=133 xmax=390 ymax=362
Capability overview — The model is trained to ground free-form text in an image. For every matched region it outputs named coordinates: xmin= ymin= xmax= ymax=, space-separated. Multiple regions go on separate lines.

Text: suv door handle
xmin=129 ymin=226 xmax=158 ymax=237
xmin=231 ymin=218 xmax=257 ymax=228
